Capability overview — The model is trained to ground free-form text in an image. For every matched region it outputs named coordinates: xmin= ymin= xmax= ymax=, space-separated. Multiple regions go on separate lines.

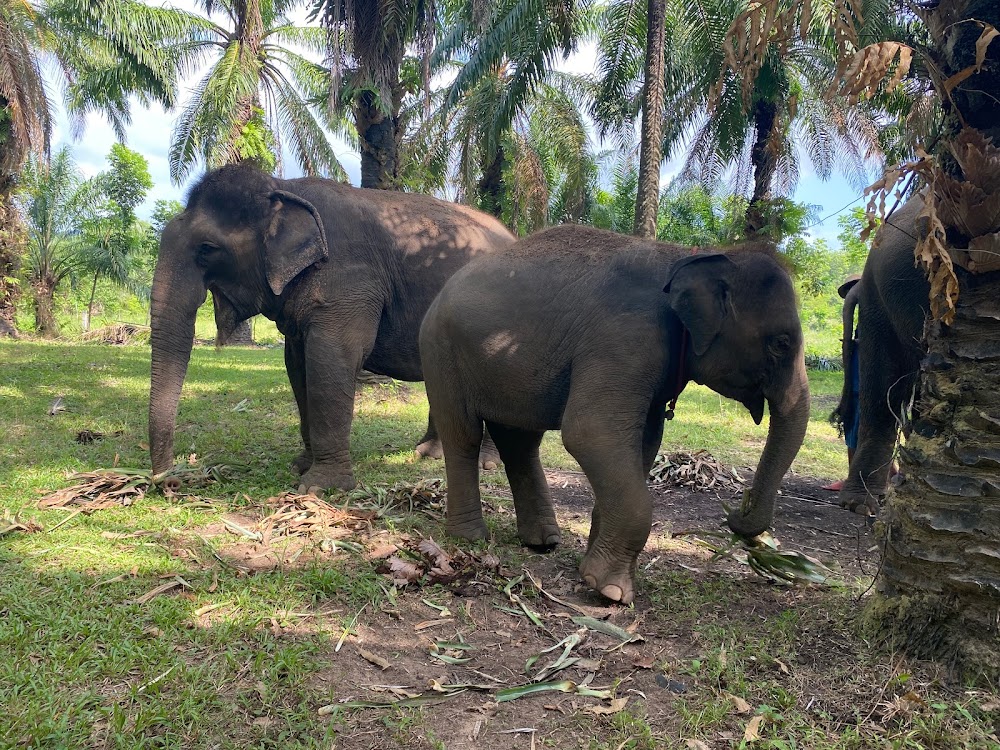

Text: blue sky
xmin=50 ymin=21 xmax=866 ymax=247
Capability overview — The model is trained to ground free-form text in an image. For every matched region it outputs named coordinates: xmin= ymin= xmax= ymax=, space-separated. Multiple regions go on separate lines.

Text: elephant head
xmin=664 ymin=251 xmax=810 ymax=538
xmin=149 ymin=164 xmax=329 ymax=475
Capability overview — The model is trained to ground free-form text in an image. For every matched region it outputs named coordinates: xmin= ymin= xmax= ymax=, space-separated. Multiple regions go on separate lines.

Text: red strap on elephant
xmin=665 ymin=327 xmax=689 ymax=421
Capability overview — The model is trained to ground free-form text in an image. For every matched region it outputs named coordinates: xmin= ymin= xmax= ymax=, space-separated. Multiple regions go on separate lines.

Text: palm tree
xmin=404 ymin=71 xmax=598 ymax=233
xmin=870 ymin=0 xmax=1000 ymax=679
xmin=423 ymin=0 xmax=594 ymax=227
xmin=0 ymin=0 xmax=197 ymax=335
xmin=17 ymin=148 xmax=87 ymax=336
xmin=593 ymin=0 xmax=889 ymax=239
xmin=313 ymin=0 xmax=438 ymax=189
xmin=168 ymin=0 xmax=350 ymax=184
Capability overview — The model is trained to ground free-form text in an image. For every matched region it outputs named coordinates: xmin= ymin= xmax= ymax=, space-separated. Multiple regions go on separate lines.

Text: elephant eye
xmin=767 ymin=334 xmax=792 ymax=359
xmin=195 ymin=242 xmax=220 ymax=266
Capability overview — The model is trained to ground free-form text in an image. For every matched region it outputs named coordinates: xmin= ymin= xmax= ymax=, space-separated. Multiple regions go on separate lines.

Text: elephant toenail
xmin=482 ymin=461 xmax=498 ymax=470
xmin=600 ymin=584 xmax=625 ymax=602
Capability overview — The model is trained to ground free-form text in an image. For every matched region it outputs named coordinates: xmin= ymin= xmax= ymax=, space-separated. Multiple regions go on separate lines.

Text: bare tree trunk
xmin=745 ymin=99 xmax=779 ymax=238
xmin=633 ymin=0 xmax=667 ymax=239
xmin=871 ymin=0 xmax=1000 ymax=680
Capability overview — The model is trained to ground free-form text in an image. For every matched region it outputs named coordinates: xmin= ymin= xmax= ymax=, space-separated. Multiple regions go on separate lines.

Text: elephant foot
xmin=446 ymin=518 xmax=489 ymax=542
xmin=290 ymin=451 xmax=312 ymax=476
xmin=415 ymin=438 xmax=444 ymax=460
xmin=518 ymin=519 xmax=562 ymax=552
xmin=838 ymin=490 xmax=879 ymax=516
xmin=297 ymin=465 xmax=356 ymax=495
xmin=415 ymin=438 xmax=501 ymax=471
xmin=579 ymin=551 xmax=636 ymax=605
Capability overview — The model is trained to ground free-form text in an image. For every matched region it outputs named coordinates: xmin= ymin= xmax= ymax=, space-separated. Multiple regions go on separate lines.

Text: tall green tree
xmin=78 ymin=144 xmax=154 ymax=331
xmin=0 ymin=0 xmax=201 ymax=335
xmin=168 ymin=0 xmax=349 ymax=184
xmin=594 ymin=0 xmax=891 ymax=239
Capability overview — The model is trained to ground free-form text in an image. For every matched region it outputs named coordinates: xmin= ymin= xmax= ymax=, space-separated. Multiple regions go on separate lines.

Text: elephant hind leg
xmin=437 ymin=413 xmax=489 ymax=542
xmin=486 ymin=422 xmax=559 ymax=551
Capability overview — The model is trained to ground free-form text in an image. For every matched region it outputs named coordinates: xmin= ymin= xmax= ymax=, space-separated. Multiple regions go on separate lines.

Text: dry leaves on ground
xmin=38 ymin=462 xmax=226 ymax=512
xmin=1 ymin=509 xmax=43 ymax=537
xmin=254 ymin=492 xmax=376 ymax=546
xmin=379 ymin=536 xmax=500 ymax=588
xmin=649 ymin=450 xmax=745 ymax=492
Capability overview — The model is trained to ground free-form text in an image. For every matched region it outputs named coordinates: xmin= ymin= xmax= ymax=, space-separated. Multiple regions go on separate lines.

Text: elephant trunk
xmin=727 ymin=356 xmax=811 ymax=538
xmin=148 ymin=227 xmax=207 ymax=475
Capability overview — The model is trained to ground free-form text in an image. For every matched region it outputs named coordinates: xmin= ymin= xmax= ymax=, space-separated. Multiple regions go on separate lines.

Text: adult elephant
xmin=149 ymin=163 xmax=513 ymax=492
xmin=837 ymin=197 xmax=929 ymax=515
xmin=419 ymin=226 xmax=811 ymax=604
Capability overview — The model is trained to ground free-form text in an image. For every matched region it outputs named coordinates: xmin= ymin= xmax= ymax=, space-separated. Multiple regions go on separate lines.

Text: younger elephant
xmin=838 ymin=197 xmax=929 ymax=514
xmin=149 ymin=164 xmax=512 ymax=492
xmin=420 ymin=226 xmax=811 ymax=604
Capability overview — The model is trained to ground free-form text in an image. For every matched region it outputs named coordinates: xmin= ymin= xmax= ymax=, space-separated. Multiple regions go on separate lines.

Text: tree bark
xmin=356 ymin=84 xmax=402 ymax=190
xmin=226 ymin=317 xmax=255 ymax=345
xmin=477 ymin=149 xmax=506 ymax=218
xmin=32 ymin=276 xmax=59 ymax=338
xmin=0 ymin=187 xmax=23 ymax=336
xmin=633 ymin=0 xmax=667 ymax=239
xmin=871 ymin=0 xmax=1000 ymax=680
xmin=745 ymin=99 xmax=779 ymax=238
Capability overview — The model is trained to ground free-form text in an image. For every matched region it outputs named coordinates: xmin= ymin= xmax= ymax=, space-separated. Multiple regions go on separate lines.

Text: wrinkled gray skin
xmin=149 ymin=164 xmax=513 ymax=492
xmin=419 ymin=226 xmax=811 ymax=604
xmin=838 ymin=197 xmax=929 ymax=514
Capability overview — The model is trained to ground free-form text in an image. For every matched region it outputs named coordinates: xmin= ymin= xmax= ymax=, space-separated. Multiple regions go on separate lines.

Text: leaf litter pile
xmin=649 ymin=449 xmax=745 ymax=492
xmin=38 ymin=459 xmax=229 ymax=513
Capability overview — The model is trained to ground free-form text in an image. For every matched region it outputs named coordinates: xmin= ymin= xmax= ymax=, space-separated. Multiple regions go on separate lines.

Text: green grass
xmin=2 ymin=339 xmax=996 ymax=750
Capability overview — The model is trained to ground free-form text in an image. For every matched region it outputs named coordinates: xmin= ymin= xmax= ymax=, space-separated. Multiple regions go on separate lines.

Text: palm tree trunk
xmin=356 ymin=87 xmax=401 ymax=190
xmin=85 ymin=271 xmax=99 ymax=333
xmin=0 ymin=184 xmax=23 ymax=337
xmin=33 ymin=276 xmax=59 ymax=337
xmin=227 ymin=317 xmax=255 ymax=345
xmin=477 ymin=149 xmax=506 ymax=218
xmin=870 ymin=0 xmax=1000 ymax=679
xmin=633 ymin=0 xmax=667 ymax=239
xmin=744 ymin=99 xmax=779 ymax=238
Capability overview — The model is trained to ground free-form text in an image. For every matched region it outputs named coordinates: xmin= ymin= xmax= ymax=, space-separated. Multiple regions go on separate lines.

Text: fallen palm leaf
xmin=255 ymin=493 xmax=374 ymax=546
xmin=0 ymin=510 xmax=42 ymax=537
xmin=496 ymin=679 xmax=612 ymax=703
xmin=571 ymin=616 xmax=644 ymax=644
xmin=358 ymin=647 xmax=390 ymax=670
xmin=126 ymin=576 xmax=190 ymax=605
xmin=504 ymin=575 xmax=546 ymax=629
xmin=533 ymin=630 xmax=585 ymax=680
xmin=344 ymin=479 xmax=448 ymax=520
xmin=674 ymin=524 xmax=835 ymax=586
xmin=75 ymin=429 xmax=122 ymax=444
xmin=39 ymin=463 xmax=228 ymax=512
xmin=377 ymin=537 xmax=493 ymax=588
xmin=649 ymin=450 xmax=744 ymax=492
xmin=430 ymin=638 xmax=475 ymax=665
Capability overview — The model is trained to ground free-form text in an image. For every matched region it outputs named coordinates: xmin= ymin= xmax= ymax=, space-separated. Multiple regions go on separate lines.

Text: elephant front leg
xmin=562 ymin=403 xmax=652 ymax=605
xmin=284 ymin=334 xmax=312 ymax=476
xmin=297 ymin=327 xmax=372 ymax=494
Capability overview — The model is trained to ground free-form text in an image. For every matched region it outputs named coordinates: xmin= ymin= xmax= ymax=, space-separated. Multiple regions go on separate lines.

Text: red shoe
xmin=823 ymin=479 xmax=845 ymax=491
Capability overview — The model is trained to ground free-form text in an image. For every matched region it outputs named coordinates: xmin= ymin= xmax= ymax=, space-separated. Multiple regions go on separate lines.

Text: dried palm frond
xmin=649 ymin=450 xmax=745 ymax=492
xmin=254 ymin=492 xmax=375 ymax=545
xmin=1 ymin=509 xmax=43 ymax=537
xmin=38 ymin=462 xmax=228 ymax=511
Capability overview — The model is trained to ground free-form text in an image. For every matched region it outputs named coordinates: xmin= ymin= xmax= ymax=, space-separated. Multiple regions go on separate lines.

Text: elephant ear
xmin=663 ymin=253 xmax=738 ymax=355
xmin=264 ymin=190 xmax=329 ymax=296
